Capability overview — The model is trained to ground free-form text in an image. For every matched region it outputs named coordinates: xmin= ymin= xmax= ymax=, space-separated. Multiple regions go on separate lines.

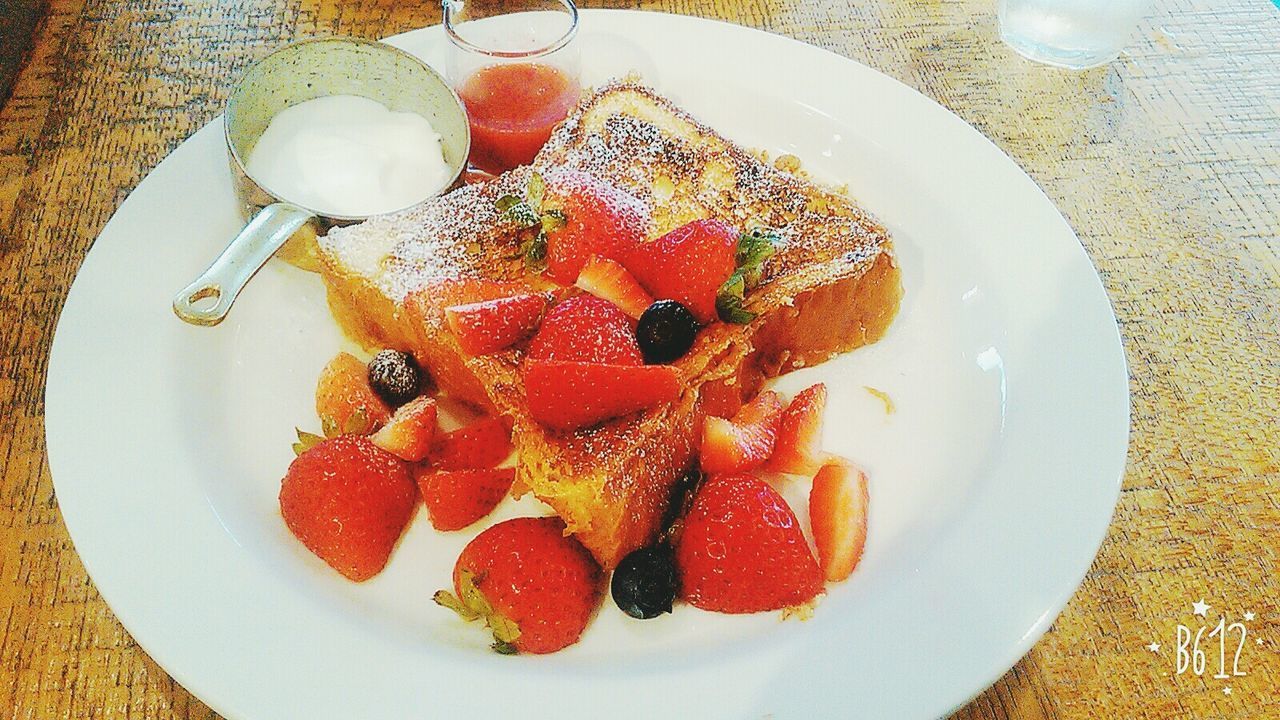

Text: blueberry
xmin=367 ymin=350 xmax=423 ymax=407
xmin=636 ymin=300 xmax=699 ymax=364
xmin=611 ymin=543 xmax=679 ymax=620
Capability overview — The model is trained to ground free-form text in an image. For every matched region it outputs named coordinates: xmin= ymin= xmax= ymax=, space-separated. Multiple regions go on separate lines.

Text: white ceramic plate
xmin=46 ymin=11 xmax=1128 ymax=720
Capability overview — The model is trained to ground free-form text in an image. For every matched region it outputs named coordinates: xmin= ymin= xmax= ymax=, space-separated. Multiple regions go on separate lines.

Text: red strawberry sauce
xmin=458 ymin=63 xmax=580 ymax=174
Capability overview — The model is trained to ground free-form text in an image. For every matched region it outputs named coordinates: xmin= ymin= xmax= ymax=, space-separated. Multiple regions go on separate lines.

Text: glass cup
xmin=997 ymin=0 xmax=1153 ymax=70
xmin=443 ymin=0 xmax=581 ymax=174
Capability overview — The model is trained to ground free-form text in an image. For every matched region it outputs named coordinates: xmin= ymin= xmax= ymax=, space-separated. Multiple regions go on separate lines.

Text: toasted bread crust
xmin=317 ymin=82 xmax=902 ymax=567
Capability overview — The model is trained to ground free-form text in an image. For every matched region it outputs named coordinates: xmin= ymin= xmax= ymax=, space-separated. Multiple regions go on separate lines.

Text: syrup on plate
xmin=457 ymin=63 xmax=580 ymax=174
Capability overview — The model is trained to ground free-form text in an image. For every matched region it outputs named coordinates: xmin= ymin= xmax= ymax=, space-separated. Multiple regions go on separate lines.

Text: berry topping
xmin=369 ymin=396 xmax=438 ymax=462
xmin=524 ymin=359 xmax=681 ymax=431
xmin=611 ymin=543 xmax=679 ymax=620
xmin=416 ymin=466 xmax=515 ymax=531
xmin=445 ymin=293 xmax=548 ymax=356
xmin=636 ymin=300 xmax=700 ymax=364
xmin=574 ymin=255 xmax=654 ymax=319
xmin=675 ymin=473 xmax=823 ymax=613
xmin=700 ymin=390 xmax=785 ymax=474
xmin=279 ymin=435 xmax=416 ymax=582
xmin=626 ymin=218 xmax=737 ymax=324
xmin=766 ymin=383 xmax=831 ymax=475
xmin=527 ymin=295 xmax=642 ymax=365
xmin=366 ymin=350 xmax=423 ymax=407
xmin=431 ymin=416 xmax=513 ymax=470
xmin=316 ymin=352 xmax=392 ymax=437
xmin=539 ymin=169 xmax=650 ymax=284
xmin=809 ymin=459 xmax=869 ymax=582
xmin=435 ymin=516 xmax=604 ymax=654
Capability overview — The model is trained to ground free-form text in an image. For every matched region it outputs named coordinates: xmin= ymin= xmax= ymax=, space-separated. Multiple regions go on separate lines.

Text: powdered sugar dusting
xmin=535 ymin=81 xmax=891 ymax=308
xmin=321 ymin=167 xmax=532 ymax=302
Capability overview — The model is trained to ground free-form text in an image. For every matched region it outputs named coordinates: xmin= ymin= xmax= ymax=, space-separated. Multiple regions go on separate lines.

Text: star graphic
xmin=1192 ymin=599 xmax=1210 ymax=616
xmin=1244 ymin=611 xmax=1256 ymax=621
xmin=1258 ymin=637 xmax=1265 ymax=646
xmin=1148 ymin=641 xmax=1160 ymax=653
xmin=1223 ymin=687 xmax=1232 ymax=696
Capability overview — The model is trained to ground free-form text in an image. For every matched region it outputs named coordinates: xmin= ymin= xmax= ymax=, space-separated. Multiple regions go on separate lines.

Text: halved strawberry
xmin=524 ymin=359 xmax=681 ymax=430
xmin=316 ymin=352 xmax=392 ymax=437
xmin=527 ymin=295 xmax=642 ymax=365
xmin=416 ymin=466 xmax=516 ymax=531
xmin=445 ymin=293 xmax=548 ymax=356
xmin=809 ymin=459 xmax=869 ymax=582
xmin=626 ymin=219 xmax=737 ymax=324
xmin=370 ymin=396 xmax=438 ymax=462
xmin=432 ymin=416 xmax=513 ymax=470
xmin=700 ymin=390 xmax=785 ymax=474
xmin=542 ymin=169 xmax=650 ymax=284
xmin=766 ymin=383 xmax=830 ymax=474
xmin=574 ymin=255 xmax=654 ymax=319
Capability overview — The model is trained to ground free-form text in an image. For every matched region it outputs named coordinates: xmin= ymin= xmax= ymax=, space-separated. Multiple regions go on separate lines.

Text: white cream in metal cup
xmin=173 ymin=36 xmax=471 ymax=326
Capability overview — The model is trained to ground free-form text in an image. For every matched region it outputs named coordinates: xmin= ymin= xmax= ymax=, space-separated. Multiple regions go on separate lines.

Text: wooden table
xmin=2 ymin=0 xmax=1277 ymax=717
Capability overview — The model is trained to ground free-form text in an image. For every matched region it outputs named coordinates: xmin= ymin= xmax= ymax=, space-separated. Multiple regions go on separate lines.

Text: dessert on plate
xmin=279 ymin=80 xmax=902 ymax=652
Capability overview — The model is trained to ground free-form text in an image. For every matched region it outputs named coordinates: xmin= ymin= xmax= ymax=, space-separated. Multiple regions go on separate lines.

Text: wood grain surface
xmin=2 ymin=0 xmax=1278 ymax=718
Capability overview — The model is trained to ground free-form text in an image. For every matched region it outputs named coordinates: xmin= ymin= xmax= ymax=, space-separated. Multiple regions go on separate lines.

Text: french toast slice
xmin=317 ymin=82 xmax=902 ymax=568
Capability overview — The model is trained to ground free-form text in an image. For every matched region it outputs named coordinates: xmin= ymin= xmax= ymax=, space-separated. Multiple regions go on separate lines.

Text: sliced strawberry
xmin=766 ymin=383 xmax=830 ymax=474
xmin=315 ymin=352 xmax=392 ymax=437
xmin=445 ymin=293 xmax=548 ymax=356
xmin=809 ymin=459 xmax=869 ymax=582
xmin=699 ymin=390 xmax=784 ymax=474
xmin=432 ymin=416 xmax=513 ymax=470
xmin=574 ymin=255 xmax=654 ymax=319
xmin=524 ymin=359 xmax=681 ymax=430
xmin=369 ymin=396 xmax=438 ymax=462
xmin=416 ymin=466 xmax=516 ymax=531
xmin=279 ymin=435 xmax=416 ymax=581
xmin=626 ymin=219 xmax=737 ymax=324
xmin=527 ymin=295 xmax=642 ymax=365
xmin=542 ymin=169 xmax=650 ymax=284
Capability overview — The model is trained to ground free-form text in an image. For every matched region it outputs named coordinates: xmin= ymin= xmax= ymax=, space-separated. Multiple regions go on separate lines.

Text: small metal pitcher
xmin=173 ymin=36 xmax=471 ymax=326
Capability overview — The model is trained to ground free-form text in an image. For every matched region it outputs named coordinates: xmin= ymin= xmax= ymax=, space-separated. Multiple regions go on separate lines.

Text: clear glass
xmin=443 ymin=0 xmax=581 ymax=174
xmin=997 ymin=0 xmax=1152 ymax=70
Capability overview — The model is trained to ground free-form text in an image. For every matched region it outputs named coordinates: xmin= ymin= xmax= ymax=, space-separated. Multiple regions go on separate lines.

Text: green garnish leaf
xmin=291 ymin=428 xmax=325 ymax=456
xmin=495 ymin=195 xmax=522 ymax=213
xmin=716 ymin=270 xmax=756 ymax=324
xmin=540 ymin=208 xmax=566 ymax=235
xmin=433 ymin=590 xmax=480 ymax=621
xmin=437 ymin=570 xmax=522 ymax=654
xmin=497 ymin=194 xmax=540 ymax=229
xmin=736 ymin=227 xmax=783 ymax=289
xmin=522 ymin=231 xmax=548 ymax=273
xmin=526 ymin=171 xmax=545 ymax=211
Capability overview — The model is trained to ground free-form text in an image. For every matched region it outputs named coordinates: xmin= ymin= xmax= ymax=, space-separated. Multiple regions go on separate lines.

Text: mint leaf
xmin=541 ymin=208 xmax=566 ymax=235
xmin=716 ymin=270 xmax=756 ymax=324
xmin=526 ymin=172 xmax=545 ymax=212
xmin=522 ymin=231 xmax=548 ymax=273
xmin=736 ymin=228 xmax=783 ymax=289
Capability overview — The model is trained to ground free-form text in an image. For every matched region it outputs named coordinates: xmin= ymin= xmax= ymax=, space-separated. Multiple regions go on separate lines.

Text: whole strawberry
xmin=675 ymin=473 xmax=822 ymax=613
xmin=435 ymin=516 xmax=604 ymax=654
xmin=279 ymin=435 xmax=417 ymax=582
